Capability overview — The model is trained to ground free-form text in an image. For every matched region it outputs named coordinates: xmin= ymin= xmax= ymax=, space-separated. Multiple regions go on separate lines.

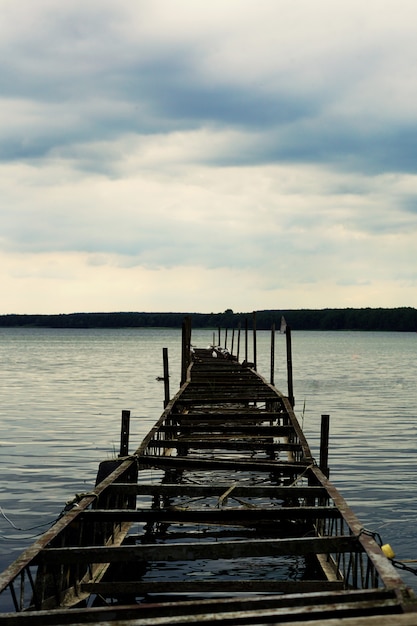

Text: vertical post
xmin=245 ymin=318 xmax=248 ymax=363
xmin=252 ymin=311 xmax=257 ymax=371
xmin=237 ymin=322 xmax=241 ymax=362
xmin=320 ymin=414 xmax=330 ymax=477
xmin=181 ymin=316 xmax=192 ymax=386
xmin=286 ymin=326 xmax=294 ymax=407
xmin=225 ymin=328 xmax=228 ymax=349
xmin=218 ymin=327 xmax=221 ymax=347
xmin=119 ymin=410 xmax=130 ymax=457
xmin=163 ymin=347 xmax=170 ymax=408
xmin=231 ymin=328 xmax=235 ymax=357
xmin=181 ymin=319 xmax=187 ymax=386
xmin=270 ymin=322 xmax=275 ymax=385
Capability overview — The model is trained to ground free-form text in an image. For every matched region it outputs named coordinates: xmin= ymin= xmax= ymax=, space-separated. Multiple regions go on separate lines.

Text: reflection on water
xmin=144 ymin=555 xmax=305 ymax=582
xmin=1 ymin=328 xmax=416 ymax=590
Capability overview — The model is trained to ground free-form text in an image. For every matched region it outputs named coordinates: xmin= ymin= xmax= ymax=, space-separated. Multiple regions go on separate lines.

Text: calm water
xmin=1 ymin=328 xmax=416 ymax=591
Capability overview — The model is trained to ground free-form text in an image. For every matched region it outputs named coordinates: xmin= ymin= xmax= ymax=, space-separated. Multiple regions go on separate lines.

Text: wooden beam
xmin=159 ymin=425 xmax=291 ymax=434
xmin=77 ymin=505 xmax=341 ymax=525
xmin=38 ymin=535 xmax=359 ymax=564
xmin=138 ymin=454 xmax=311 ymax=473
xmin=147 ymin=439 xmax=303 ymax=451
xmin=106 ymin=483 xmax=329 ymax=498
xmin=80 ymin=579 xmax=345 ymax=595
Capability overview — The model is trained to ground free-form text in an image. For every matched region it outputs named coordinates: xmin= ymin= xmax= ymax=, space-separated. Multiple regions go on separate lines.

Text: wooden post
xmin=237 ymin=322 xmax=241 ymax=362
xmin=320 ymin=414 xmax=330 ymax=478
xmin=253 ymin=311 xmax=257 ymax=371
xmin=225 ymin=328 xmax=228 ymax=349
xmin=286 ymin=326 xmax=294 ymax=407
xmin=163 ymin=347 xmax=170 ymax=408
xmin=181 ymin=319 xmax=187 ymax=386
xmin=270 ymin=322 xmax=275 ymax=385
xmin=119 ymin=410 xmax=130 ymax=457
xmin=181 ymin=316 xmax=192 ymax=386
xmin=244 ymin=318 xmax=248 ymax=362
xmin=218 ymin=326 xmax=221 ymax=347
xmin=231 ymin=328 xmax=235 ymax=357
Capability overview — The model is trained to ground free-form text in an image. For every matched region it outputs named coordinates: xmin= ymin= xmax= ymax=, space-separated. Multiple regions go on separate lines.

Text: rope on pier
xmin=0 ymin=506 xmax=57 ymax=539
xmin=62 ymin=492 xmax=99 ymax=513
xmin=288 ymin=463 xmax=315 ymax=486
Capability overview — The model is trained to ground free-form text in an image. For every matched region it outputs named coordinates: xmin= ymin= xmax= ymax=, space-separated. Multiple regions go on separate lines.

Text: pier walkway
xmin=0 ymin=335 xmax=416 ymax=624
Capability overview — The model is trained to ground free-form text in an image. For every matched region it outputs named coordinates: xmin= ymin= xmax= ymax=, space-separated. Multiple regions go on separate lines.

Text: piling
xmin=270 ymin=322 xmax=275 ymax=385
xmin=119 ymin=409 xmax=130 ymax=456
xmin=320 ymin=414 xmax=330 ymax=478
xmin=162 ymin=347 xmax=170 ymax=408
xmin=253 ymin=310 xmax=257 ymax=371
xmin=286 ymin=326 xmax=294 ymax=407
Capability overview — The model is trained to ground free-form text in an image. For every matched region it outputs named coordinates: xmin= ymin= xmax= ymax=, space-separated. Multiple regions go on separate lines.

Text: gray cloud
xmin=1 ymin=1 xmax=417 ymax=313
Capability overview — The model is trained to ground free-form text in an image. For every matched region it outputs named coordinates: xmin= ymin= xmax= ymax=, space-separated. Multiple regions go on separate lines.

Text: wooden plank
xmin=138 ymin=454 xmax=312 ymax=473
xmin=38 ymin=536 xmax=360 ymax=564
xmin=178 ymin=394 xmax=279 ymax=403
xmin=0 ymin=592 xmax=411 ymax=626
xmin=159 ymin=425 xmax=291 ymax=434
xmin=80 ymin=579 xmax=345 ymax=594
xmin=175 ymin=412 xmax=284 ymax=419
xmin=0 ymin=594 xmax=411 ymax=626
xmin=147 ymin=439 xmax=303 ymax=451
xmin=78 ymin=506 xmax=340 ymax=523
xmin=107 ymin=483 xmax=329 ymax=498
xmin=176 ymin=417 xmax=285 ymax=425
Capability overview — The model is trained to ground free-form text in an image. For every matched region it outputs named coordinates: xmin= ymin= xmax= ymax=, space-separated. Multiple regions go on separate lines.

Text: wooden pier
xmin=0 ymin=323 xmax=416 ymax=624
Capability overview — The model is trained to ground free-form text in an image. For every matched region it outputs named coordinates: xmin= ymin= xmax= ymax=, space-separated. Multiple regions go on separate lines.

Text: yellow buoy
xmin=381 ymin=543 xmax=395 ymax=559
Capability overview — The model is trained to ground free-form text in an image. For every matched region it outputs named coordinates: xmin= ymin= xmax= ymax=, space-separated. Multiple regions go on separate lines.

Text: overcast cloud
xmin=1 ymin=0 xmax=417 ymax=314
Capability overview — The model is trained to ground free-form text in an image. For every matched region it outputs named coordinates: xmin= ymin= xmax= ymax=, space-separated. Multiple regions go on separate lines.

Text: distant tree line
xmin=0 ymin=307 xmax=416 ymax=331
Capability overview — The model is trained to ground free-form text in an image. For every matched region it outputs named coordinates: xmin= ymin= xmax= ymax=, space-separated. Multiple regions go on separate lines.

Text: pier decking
xmin=0 ymin=327 xmax=416 ymax=624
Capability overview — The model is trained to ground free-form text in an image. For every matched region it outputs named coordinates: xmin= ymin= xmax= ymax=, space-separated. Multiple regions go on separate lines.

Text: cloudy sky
xmin=2 ymin=0 xmax=417 ymax=314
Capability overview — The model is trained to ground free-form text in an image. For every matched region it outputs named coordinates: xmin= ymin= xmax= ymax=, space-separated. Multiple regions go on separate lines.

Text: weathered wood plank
xmin=77 ymin=505 xmax=340 ymax=524
xmin=159 ymin=425 xmax=291 ymax=434
xmin=138 ymin=454 xmax=312 ymax=473
xmin=80 ymin=579 xmax=345 ymax=594
xmin=38 ymin=535 xmax=359 ymax=564
xmin=147 ymin=439 xmax=303 ymax=452
xmin=107 ymin=483 xmax=329 ymax=498
xmin=0 ymin=597 xmax=411 ymax=626
xmin=0 ymin=592 xmax=410 ymax=626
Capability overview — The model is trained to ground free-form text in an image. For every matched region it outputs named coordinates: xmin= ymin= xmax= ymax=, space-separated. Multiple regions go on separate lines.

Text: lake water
xmin=1 ymin=327 xmax=416 ymax=592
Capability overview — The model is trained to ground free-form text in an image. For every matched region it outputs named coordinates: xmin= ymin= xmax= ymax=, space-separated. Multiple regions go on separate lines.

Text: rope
xmin=60 ymin=492 xmax=99 ymax=515
xmin=288 ymin=463 xmax=315 ymax=487
xmin=0 ymin=506 xmax=59 ymax=541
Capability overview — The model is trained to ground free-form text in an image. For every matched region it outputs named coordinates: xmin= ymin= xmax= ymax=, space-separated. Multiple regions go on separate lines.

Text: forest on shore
xmin=0 ymin=307 xmax=416 ymax=332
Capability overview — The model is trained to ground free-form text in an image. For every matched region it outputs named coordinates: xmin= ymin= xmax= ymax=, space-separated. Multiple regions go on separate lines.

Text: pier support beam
xmin=320 ymin=414 xmax=330 ymax=478
xmin=286 ymin=327 xmax=294 ymax=407
xmin=119 ymin=410 xmax=130 ymax=457
xmin=181 ymin=316 xmax=192 ymax=385
xmin=253 ymin=311 xmax=257 ymax=371
xmin=163 ymin=347 xmax=170 ymax=408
